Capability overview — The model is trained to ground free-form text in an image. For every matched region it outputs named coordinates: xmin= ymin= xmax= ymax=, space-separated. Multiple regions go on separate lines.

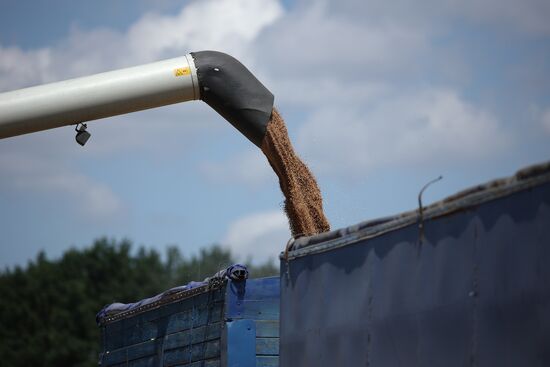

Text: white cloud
xmin=0 ymin=0 xmax=283 ymax=91
xmin=0 ymin=153 xmax=124 ymax=220
xmin=222 ymin=210 xmax=290 ymax=264
xmin=297 ymin=88 xmax=510 ymax=176
xmin=268 ymin=77 xmax=393 ymax=109
xmin=314 ymin=0 xmax=550 ymax=35
xmin=448 ymin=0 xmax=550 ymax=35
xmin=254 ymin=2 xmax=429 ymax=81
xmin=0 ymin=46 xmax=52 ymax=91
xmin=125 ymin=0 xmax=283 ymax=65
xmin=199 ymin=150 xmax=274 ymax=186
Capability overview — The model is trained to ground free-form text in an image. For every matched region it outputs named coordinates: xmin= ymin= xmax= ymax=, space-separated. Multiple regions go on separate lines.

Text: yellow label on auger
xmin=173 ymin=67 xmax=190 ymax=77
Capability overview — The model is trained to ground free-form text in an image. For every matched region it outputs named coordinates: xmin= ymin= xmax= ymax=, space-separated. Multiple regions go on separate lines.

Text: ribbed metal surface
xmin=280 ymin=164 xmax=550 ymax=366
xmin=99 ymin=277 xmax=280 ymax=367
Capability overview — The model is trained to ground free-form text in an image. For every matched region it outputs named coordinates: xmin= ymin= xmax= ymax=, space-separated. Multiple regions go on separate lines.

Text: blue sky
xmin=1 ymin=0 xmax=549 ymax=269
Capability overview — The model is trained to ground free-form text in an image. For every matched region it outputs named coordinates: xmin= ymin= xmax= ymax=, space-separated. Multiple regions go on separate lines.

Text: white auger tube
xmin=0 ymin=51 xmax=275 ymax=147
xmin=0 ymin=55 xmax=200 ymax=139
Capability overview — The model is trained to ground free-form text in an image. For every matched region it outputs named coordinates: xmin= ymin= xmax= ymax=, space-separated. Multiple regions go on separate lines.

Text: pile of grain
xmin=261 ymin=108 xmax=330 ymax=237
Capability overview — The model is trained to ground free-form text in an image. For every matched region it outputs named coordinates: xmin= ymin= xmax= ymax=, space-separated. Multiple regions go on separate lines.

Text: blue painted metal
xmin=223 ymin=277 xmax=281 ymax=367
xmin=226 ymin=278 xmax=280 ymax=320
xmin=99 ymin=276 xmax=280 ymax=366
xmin=280 ymin=163 xmax=550 ymax=366
xmin=225 ymin=319 xmax=256 ymax=367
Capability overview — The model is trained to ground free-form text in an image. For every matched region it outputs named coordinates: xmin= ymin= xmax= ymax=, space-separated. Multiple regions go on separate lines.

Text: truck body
xmin=96 ymin=161 xmax=550 ymax=367
xmin=279 ymin=162 xmax=550 ymax=366
xmin=98 ymin=276 xmax=280 ymax=367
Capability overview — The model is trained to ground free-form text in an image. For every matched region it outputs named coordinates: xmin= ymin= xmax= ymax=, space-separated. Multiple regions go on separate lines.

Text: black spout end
xmin=191 ymin=51 xmax=274 ymax=148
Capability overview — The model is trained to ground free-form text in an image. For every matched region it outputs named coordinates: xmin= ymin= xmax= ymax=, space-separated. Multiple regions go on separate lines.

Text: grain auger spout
xmin=0 ymin=49 xmax=331 ymax=238
xmin=0 ymin=51 xmax=274 ymax=147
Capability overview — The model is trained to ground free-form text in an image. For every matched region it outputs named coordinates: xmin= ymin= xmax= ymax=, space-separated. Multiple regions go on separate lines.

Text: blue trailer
xmin=97 ymin=275 xmax=280 ymax=367
xmin=279 ymin=161 xmax=550 ymax=366
xmin=96 ymin=161 xmax=550 ymax=367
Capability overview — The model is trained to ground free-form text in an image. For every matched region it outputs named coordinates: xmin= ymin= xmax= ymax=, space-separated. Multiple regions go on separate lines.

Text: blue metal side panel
xmin=225 ymin=320 xmax=256 ymax=367
xmin=100 ymin=277 xmax=280 ymax=367
xmin=280 ymin=181 xmax=550 ymax=366
xmin=224 ymin=277 xmax=280 ymax=367
xmin=100 ymin=287 xmax=225 ymax=366
xmin=226 ymin=277 xmax=280 ymax=320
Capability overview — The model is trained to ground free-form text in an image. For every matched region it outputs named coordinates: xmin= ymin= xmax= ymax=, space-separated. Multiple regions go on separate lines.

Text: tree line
xmin=0 ymin=238 xmax=277 ymax=367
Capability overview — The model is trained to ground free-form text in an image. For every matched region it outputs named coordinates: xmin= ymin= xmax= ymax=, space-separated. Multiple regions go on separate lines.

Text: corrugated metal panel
xmin=100 ymin=277 xmax=280 ymax=367
xmin=280 ymin=162 xmax=550 ymax=366
xmin=100 ymin=287 xmax=225 ymax=366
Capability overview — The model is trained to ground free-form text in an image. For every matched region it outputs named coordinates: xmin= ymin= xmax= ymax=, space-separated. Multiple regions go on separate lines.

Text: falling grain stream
xmin=261 ymin=108 xmax=330 ymax=238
